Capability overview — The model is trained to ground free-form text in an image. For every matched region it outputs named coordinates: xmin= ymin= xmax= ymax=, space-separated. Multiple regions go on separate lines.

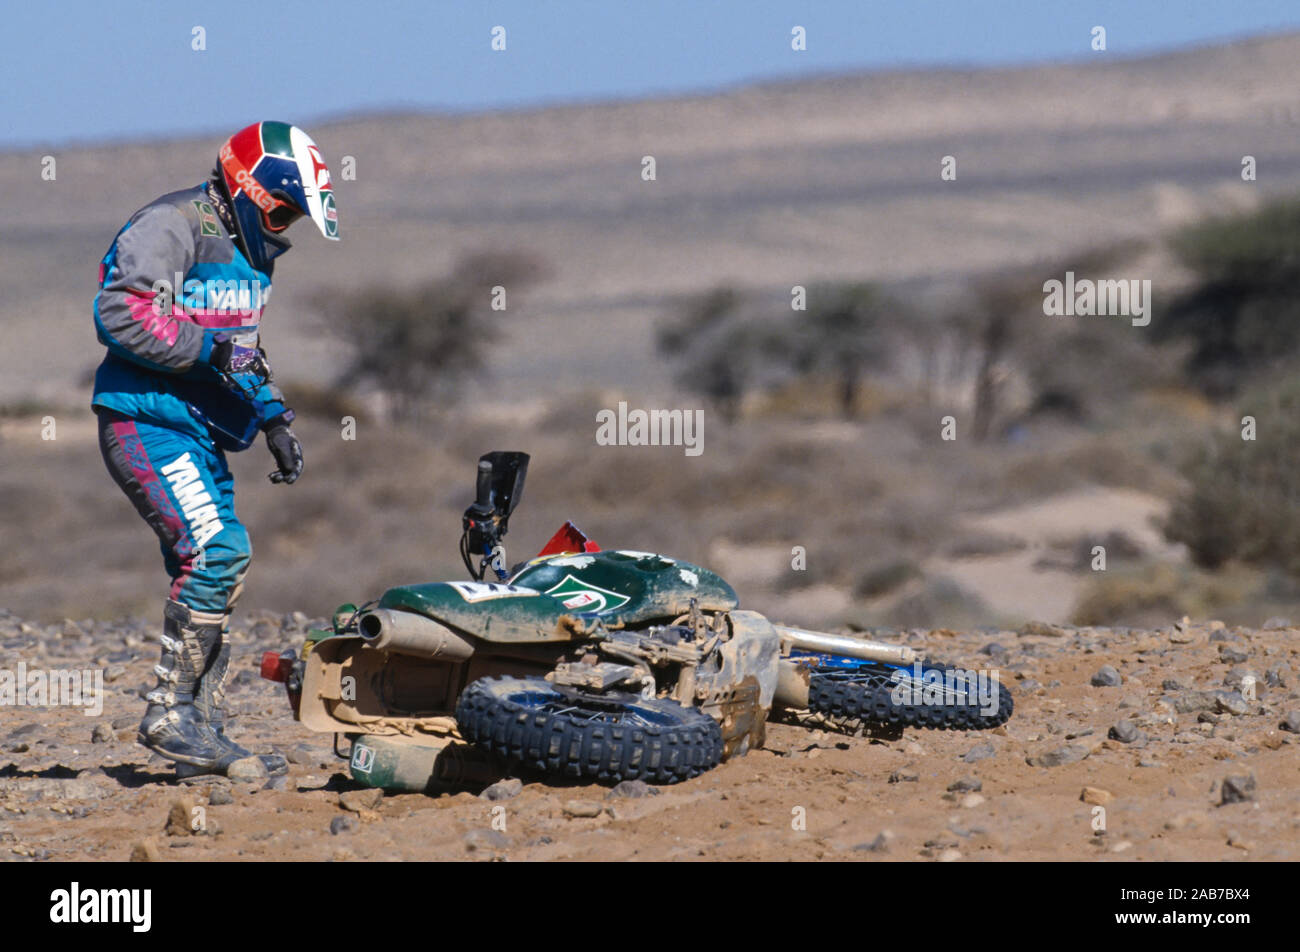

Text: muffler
xmin=357 ymin=608 xmax=476 ymax=660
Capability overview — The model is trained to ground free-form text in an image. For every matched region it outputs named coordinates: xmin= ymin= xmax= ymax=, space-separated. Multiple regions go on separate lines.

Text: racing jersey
xmin=91 ymin=184 xmax=289 ymax=450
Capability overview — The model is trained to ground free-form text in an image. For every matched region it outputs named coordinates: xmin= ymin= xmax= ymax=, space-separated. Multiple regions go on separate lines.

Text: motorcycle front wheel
xmin=799 ymin=654 xmax=1014 ymax=730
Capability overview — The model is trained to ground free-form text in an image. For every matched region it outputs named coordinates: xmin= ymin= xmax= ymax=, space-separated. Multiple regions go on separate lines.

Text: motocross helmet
xmin=215 ymin=120 xmax=339 ymax=273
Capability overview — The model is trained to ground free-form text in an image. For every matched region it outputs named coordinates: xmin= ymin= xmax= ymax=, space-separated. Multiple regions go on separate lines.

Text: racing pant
xmin=96 ymin=410 xmax=251 ymax=613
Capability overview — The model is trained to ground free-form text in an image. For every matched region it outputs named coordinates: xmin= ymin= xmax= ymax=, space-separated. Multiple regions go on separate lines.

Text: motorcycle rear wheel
xmin=455 ymin=676 xmax=723 ymax=784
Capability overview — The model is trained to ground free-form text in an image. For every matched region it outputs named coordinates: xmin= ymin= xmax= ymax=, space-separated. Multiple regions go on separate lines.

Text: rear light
xmin=261 ymin=649 xmax=304 ymax=718
xmin=260 ymin=650 xmax=295 ymax=682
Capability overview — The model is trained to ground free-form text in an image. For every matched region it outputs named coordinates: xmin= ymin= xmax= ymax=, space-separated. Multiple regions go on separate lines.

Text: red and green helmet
xmin=215 ymin=120 xmax=339 ymax=271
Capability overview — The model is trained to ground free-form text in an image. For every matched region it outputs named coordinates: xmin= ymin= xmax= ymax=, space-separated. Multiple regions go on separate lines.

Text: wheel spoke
xmin=526 ymin=696 xmax=661 ymax=728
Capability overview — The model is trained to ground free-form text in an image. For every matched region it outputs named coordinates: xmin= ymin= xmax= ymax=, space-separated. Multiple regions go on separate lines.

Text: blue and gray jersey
xmin=91 ymin=185 xmax=289 ymax=450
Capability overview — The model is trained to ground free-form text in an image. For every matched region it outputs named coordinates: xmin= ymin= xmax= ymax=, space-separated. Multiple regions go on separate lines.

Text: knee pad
xmin=186 ymin=523 xmax=251 ymax=613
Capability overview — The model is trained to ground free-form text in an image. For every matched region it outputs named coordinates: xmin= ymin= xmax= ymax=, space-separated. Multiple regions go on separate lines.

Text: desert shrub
xmin=1156 ymin=199 xmax=1300 ymax=398
xmin=656 ymin=287 xmax=752 ymax=421
xmin=853 ymin=559 xmax=922 ymax=598
xmin=1072 ymin=562 xmax=1261 ymax=627
xmin=940 ymin=532 xmax=1027 ymax=559
xmin=782 ymin=283 xmax=893 ymax=418
xmin=657 ymin=283 xmax=895 ymax=421
xmin=1033 ymin=530 xmax=1145 ymax=572
xmin=661 ymin=243 xmax=1165 ymax=435
xmin=889 ymin=576 xmax=992 ymax=629
xmin=316 ymin=251 xmax=545 ymax=419
xmin=997 ymin=439 xmax=1179 ymax=503
xmin=1164 ymin=377 xmax=1300 ymax=573
xmin=892 ymin=242 xmax=1160 ymax=439
xmin=1072 ymin=564 xmax=1189 ymax=626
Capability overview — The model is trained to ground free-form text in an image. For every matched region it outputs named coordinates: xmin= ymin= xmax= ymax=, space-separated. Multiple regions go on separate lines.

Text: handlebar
xmin=459 ymin=452 xmax=530 ymax=582
xmin=475 ymin=459 xmax=494 ymax=509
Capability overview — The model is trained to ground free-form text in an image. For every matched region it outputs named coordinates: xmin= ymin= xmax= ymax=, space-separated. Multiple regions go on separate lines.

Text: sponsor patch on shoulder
xmin=446 ymin=581 xmax=539 ymax=602
xmin=193 ymin=200 xmax=220 ymax=237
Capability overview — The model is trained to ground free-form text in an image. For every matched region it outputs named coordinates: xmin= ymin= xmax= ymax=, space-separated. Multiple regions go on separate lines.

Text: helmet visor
xmin=264 ymin=191 xmax=304 ymax=233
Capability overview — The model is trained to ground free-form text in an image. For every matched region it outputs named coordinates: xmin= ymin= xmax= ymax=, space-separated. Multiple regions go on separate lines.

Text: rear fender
xmin=296 ymin=633 xmax=572 ymax=737
xmin=298 ymin=635 xmax=463 ymax=737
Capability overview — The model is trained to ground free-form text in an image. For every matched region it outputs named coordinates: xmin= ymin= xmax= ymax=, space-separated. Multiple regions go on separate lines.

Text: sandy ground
xmin=3 ymin=611 xmax=1296 ymax=862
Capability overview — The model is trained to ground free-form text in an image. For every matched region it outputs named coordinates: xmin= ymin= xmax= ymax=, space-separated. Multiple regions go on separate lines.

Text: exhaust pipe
xmin=774 ymin=625 xmax=917 ymax=665
xmin=357 ymin=608 xmax=476 ymax=661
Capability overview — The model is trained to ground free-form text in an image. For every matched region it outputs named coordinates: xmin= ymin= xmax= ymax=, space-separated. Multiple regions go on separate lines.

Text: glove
xmin=210 ymin=333 xmax=266 ymax=375
xmin=263 ymin=413 xmax=304 ymax=485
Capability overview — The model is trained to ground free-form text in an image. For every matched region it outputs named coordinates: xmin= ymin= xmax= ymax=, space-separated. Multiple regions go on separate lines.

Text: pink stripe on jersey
xmin=183 ymin=309 xmax=262 ymax=328
xmin=125 ymin=289 xmax=181 ymax=347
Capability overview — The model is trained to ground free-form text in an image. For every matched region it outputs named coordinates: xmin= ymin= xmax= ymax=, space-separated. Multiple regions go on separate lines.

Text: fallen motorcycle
xmin=261 ymin=451 xmax=1012 ymax=791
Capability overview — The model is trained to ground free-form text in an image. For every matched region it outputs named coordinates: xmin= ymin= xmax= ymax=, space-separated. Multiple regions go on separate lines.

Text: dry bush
xmin=1072 ymin=562 xmax=1262 ymax=627
xmin=657 ymin=283 xmax=895 ymax=421
xmin=995 ymin=439 xmax=1181 ymax=505
xmin=887 ymin=576 xmax=993 ymax=629
xmin=1164 ymin=377 xmax=1300 ymax=574
xmin=314 ymin=251 xmax=546 ymax=420
xmin=853 ymin=559 xmax=923 ymax=598
xmin=1157 ymin=198 xmax=1300 ymax=398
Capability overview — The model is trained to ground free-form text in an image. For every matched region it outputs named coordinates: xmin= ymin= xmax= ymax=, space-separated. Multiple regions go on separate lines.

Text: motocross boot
xmin=138 ymin=600 xmax=241 ymax=771
xmin=179 ymin=612 xmax=287 ymax=778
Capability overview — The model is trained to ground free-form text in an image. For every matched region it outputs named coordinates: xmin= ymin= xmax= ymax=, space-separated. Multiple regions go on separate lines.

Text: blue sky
xmin=3 ymin=0 xmax=1298 ymax=148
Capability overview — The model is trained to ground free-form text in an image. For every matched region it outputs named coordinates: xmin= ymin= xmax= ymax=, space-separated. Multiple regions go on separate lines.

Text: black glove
xmin=264 ymin=414 xmax=304 ymax=485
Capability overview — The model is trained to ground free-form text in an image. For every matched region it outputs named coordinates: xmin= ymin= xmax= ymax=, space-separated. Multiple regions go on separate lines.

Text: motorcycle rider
xmin=91 ymin=121 xmax=339 ymax=777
